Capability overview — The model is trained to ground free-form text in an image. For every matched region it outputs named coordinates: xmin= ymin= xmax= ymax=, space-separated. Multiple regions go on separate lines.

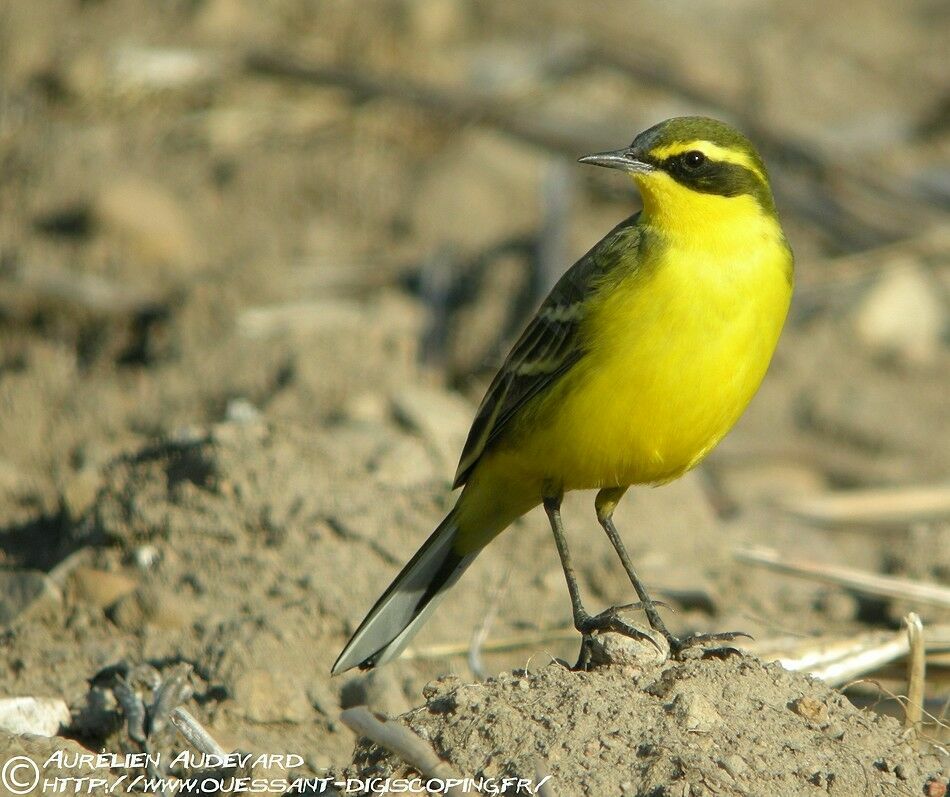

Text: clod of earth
xmin=345 ymin=656 xmax=944 ymax=797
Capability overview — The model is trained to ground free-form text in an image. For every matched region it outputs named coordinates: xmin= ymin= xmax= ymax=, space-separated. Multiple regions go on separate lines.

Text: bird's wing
xmin=453 ymin=215 xmax=641 ymax=488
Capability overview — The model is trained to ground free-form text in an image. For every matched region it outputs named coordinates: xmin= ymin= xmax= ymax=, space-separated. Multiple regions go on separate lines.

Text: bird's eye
xmin=683 ymin=150 xmax=706 ymax=169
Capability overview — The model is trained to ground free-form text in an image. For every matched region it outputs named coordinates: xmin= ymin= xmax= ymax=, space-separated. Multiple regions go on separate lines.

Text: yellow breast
xmin=512 ymin=191 xmax=792 ymax=491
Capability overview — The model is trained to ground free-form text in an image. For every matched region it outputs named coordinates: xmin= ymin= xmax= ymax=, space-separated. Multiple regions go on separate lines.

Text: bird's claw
xmin=575 ymin=606 xmax=664 ymax=653
xmin=666 ymin=630 xmax=752 ymax=659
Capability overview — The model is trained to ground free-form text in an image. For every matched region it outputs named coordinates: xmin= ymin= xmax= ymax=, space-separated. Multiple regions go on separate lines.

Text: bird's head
xmin=580 ymin=117 xmax=777 ymax=235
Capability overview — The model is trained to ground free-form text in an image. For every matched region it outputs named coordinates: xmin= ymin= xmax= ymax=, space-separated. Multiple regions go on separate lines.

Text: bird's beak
xmin=578 ymin=148 xmax=655 ymax=174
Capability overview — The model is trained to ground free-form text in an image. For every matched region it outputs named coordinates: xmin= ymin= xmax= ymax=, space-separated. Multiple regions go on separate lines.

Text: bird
xmin=332 ymin=116 xmax=793 ymax=675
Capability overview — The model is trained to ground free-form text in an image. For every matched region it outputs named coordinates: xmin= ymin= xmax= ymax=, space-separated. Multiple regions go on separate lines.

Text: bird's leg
xmin=595 ymin=487 xmax=750 ymax=658
xmin=543 ymin=493 xmax=658 ymax=651
xmin=594 ymin=488 xmax=671 ymax=635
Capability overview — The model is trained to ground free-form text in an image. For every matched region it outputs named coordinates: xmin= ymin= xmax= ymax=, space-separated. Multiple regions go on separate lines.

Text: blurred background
xmin=0 ymin=0 xmax=947 ymax=770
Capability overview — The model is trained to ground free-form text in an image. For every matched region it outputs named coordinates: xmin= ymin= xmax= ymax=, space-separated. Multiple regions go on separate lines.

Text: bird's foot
xmin=665 ymin=630 xmax=752 ymax=660
xmin=575 ymin=605 xmax=665 ymax=653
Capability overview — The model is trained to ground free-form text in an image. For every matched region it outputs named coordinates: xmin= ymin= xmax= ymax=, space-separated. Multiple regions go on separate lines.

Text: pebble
xmin=94 ymin=178 xmax=195 ymax=267
xmin=131 ymin=545 xmax=161 ymax=571
xmin=344 ymin=392 xmax=389 ymax=425
xmin=791 ymin=695 xmax=829 ymax=725
xmin=667 ymin=692 xmax=722 ymax=733
xmin=718 ymin=754 xmax=748 ymax=778
xmin=583 ymin=628 xmax=669 ymax=670
xmin=0 ymin=697 xmax=70 ymax=736
xmin=109 ymin=45 xmax=223 ymax=93
xmin=108 ymin=586 xmax=190 ymax=631
xmin=67 ymin=567 xmax=138 ymax=610
xmin=853 ymin=260 xmax=945 ymax=365
xmin=926 ymin=777 xmax=948 ymax=797
xmin=224 ymin=397 xmax=260 ymax=424
xmin=422 ymin=674 xmax=462 ymax=701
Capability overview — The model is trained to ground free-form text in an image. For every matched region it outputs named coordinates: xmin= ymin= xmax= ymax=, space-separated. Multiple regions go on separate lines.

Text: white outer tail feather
xmin=331 ymin=510 xmax=477 ymax=674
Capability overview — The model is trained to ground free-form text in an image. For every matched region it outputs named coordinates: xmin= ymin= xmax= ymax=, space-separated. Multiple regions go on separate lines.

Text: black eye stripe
xmin=660 ymin=157 xmax=773 ymax=208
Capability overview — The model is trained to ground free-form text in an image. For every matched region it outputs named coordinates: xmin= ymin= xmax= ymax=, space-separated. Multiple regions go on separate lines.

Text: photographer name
xmin=45 ymin=751 xmax=306 ymax=770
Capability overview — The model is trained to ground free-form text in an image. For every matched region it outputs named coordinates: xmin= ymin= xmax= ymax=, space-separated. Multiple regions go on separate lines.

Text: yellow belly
xmin=502 ymin=236 xmax=792 ymax=490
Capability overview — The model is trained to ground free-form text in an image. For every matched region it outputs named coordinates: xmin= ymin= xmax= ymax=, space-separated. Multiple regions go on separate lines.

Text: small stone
xmin=131 ymin=545 xmax=161 ymax=571
xmin=791 ymin=695 xmax=829 ymax=725
xmin=583 ymin=627 xmax=669 ymax=670
xmin=225 ymin=398 xmax=260 ymax=423
xmin=926 ymin=777 xmax=947 ymax=797
xmin=718 ymin=754 xmax=748 ymax=778
xmin=109 ymin=45 xmax=222 ymax=94
xmin=108 ymin=586 xmax=191 ymax=631
xmin=814 ymin=589 xmax=861 ymax=623
xmin=824 ymin=721 xmax=845 ymax=740
xmin=344 ymin=392 xmax=389 ymax=424
xmin=853 ymin=260 xmax=945 ymax=365
xmin=448 ymin=685 xmax=482 ymax=711
xmin=422 ymin=675 xmax=462 ymax=701
xmin=94 ymin=177 xmax=195 ymax=266
xmin=668 ymin=692 xmax=722 ymax=733
xmin=0 ymin=697 xmax=71 ymax=736
xmin=68 ymin=567 xmax=138 ymax=610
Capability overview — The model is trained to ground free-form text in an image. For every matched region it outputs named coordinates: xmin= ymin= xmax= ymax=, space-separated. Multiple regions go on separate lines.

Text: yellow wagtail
xmin=333 ymin=116 xmax=793 ymax=674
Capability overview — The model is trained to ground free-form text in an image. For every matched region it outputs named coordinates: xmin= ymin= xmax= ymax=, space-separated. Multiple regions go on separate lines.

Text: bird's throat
xmin=633 ymin=172 xmax=780 ymax=256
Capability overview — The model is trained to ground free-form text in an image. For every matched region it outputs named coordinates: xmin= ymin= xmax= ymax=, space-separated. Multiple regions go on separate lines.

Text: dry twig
xmin=780 ymin=484 xmax=950 ymax=528
xmin=735 ymin=546 xmax=950 ymax=610
xmin=468 ymin=570 xmax=509 ymax=680
xmin=341 ymin=707 xmax=465 ymax=797
xmin=169 ymin=707 xmax=228 ymax=759
xmin=904 ymin=613 xmax=926 ymax=736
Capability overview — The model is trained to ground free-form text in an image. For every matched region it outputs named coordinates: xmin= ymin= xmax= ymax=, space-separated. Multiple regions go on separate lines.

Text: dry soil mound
xmin=349 ymin=655 xmax=944 ymax=796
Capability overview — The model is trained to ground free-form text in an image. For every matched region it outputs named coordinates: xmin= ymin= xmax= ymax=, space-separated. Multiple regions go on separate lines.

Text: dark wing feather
xmin=453 ymin=215 xmax=642 ymax=487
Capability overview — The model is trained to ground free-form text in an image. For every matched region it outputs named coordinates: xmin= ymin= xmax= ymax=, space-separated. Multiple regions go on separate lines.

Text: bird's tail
xmin=331 ymin=506 xmax=477 ymax=675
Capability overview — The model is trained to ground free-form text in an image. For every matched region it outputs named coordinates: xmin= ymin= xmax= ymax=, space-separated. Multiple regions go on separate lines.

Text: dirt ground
xmin=0 ymin=0 xmax=948 ymax=795
xmin=349 ymin=658 xmax=944 ymax=796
